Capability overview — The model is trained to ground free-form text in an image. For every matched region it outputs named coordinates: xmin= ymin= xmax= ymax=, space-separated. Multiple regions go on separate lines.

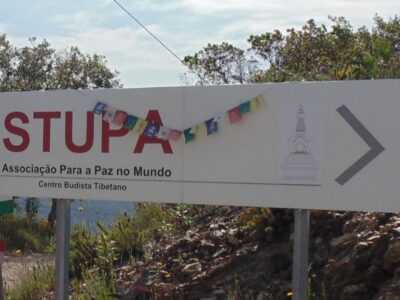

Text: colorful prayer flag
xmin=189 ymin=123 xmax=205 ymax=135
xmin=205 ymin=118 xmax=218 ymax=135
xmin=239 ymin=101 xmax=251 ymax=114
xmin=250 ymin=95 xmax=265 ymax=112
xmin=123 ymin=115 xmax=138 ymax=130
xmin=213 ymin=112 xmax=225 ymax=123
xmin=103 ymin=106 xmax=117 ymax=123
xmin=184 ymin=128 xmax=196 ymax=143
xmin=157 ymin=126 xmax=171 ymax=140
xmin=228 ymin=106 xmax=242 ymax=123
xmin=168 ymin=129 xmax=182 ymax=141
xmin=113 ymin=110 xmax=128 ymax=126
xmin=132 ymin=118 xmax=148 ymax=135
xmin=143 ymin=122 xmax=160 ymax=137
xmin=93 ymin=101 xmax=107 ymax=114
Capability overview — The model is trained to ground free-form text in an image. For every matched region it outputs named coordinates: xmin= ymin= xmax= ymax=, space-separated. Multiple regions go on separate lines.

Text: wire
xmin=113 ymin=0 xmax=184 ymax=66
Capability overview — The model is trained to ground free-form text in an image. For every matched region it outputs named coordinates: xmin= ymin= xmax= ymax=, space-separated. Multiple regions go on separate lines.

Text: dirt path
xmin=1 ymin=253 xmax=54 ymax=289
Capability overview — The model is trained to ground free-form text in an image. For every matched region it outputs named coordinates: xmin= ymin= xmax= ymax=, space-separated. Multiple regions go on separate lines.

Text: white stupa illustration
xmin=281 ymin=105 xmax=318 ymax=182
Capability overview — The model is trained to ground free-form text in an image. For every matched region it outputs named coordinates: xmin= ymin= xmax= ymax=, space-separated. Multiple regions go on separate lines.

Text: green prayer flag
xmin=0 ymin=200 xmax=13 ymax=216
xmin=184 ymin=128 xmax=196 ymax=143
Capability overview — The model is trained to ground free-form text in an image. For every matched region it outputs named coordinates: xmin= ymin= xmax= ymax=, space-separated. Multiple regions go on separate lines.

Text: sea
xmin=16 ymin=198 xmax=135 ymax=230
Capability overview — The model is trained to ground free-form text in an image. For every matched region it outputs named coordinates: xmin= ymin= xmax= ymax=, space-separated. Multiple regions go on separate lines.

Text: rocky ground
xmin=2 ymin=253 xmax=54 ymax=289
xmin=6 ymin=207 xmax=400 ymax=299
xmin=114 ymin=207 xmax=400 ymax=300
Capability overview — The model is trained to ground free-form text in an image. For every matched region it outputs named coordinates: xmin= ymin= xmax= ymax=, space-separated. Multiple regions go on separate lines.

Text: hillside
xmin=111 ymin=207 xmax=400 ymax=299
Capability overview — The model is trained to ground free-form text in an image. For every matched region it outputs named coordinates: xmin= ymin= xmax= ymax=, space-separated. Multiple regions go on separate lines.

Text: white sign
xmin=0 ymin=80 xmax=398 ymax=212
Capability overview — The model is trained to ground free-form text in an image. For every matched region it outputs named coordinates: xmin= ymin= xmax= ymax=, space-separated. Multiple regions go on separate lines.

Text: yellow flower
xmin=40 ymin=219 xmax=49 ymax=227
xmin=15 ymin=249 xmax=22 ymax=255
xmin=287 ymin=291 xmax=294 ymax=297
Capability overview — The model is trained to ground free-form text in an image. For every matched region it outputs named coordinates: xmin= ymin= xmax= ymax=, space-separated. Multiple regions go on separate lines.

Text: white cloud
xmin=167 ymin=0 xmax=398 ymax=18
xmin=47 ymin=26 xmax=188 ymax=87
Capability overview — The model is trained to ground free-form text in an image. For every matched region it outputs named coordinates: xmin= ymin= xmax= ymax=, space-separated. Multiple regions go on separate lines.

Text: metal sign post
xmin=55 ymin=199 xmax=71 ymax=300
xmin=0 ymin=264 xmax=3 ymax=300
xmin=0 ymin=238 xmax=5 ymax=300
xmin=292 ymin=209 xmax=310 ymax=300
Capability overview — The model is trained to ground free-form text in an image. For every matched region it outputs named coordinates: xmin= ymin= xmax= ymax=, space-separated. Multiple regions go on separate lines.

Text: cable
xmin=113 ymin=0 xmax=184 ymax=66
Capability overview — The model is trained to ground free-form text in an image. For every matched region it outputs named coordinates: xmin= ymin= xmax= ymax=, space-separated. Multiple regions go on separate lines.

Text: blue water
xmin=16 ymin=198 xmax=135 ymax=230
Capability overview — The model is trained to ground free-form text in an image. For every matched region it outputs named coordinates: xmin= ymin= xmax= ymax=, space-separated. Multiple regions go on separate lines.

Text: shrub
xmin=0 ymin=215 xmax=54 ymax=251
xmin=70 ymin=225 xmax=97 ymax=278
xmin=5 ymin=265 xmax=55 ymax=300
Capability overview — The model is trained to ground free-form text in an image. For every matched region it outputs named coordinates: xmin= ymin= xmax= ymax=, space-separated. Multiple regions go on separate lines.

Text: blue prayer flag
xmin=205 ymin=119 xmax=218 ymax=135
xmin=239 ymin=101 xmax=251 ymax=114
xmin=93 ymin=101 xmax=107 ymax=114
xmin=144 ymin=122 xmax=160 ymax=137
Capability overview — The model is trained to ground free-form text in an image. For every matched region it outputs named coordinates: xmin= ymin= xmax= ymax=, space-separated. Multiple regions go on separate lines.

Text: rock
xmin=367 ymin=234 xmax=381 ymax=242
xmin=384 ymin=239 xmax=400 ymax=272
xmin=330 ymin=233 xmax=357 ymax=254
xmin=212 ymin=248 xmax=228 ymax=258
xmin=354 ymin=241 xmax=370 ymax=253
xmin=341 ymin=283 xmax=369 ymax=300
xmin=211 ymin=289 xmax=226 ymax=297
xmin=182 ymin=262 xmax=202 ymax=275
xmin=209 ymin=223 xmax=218 ymax=230
xmin=330 ymin=233 xmax=356 ymax=248
xmin=228 ymin=228 xmax=240 ymax=245
xmin=256 ymin=291 xmax=268 ymax=300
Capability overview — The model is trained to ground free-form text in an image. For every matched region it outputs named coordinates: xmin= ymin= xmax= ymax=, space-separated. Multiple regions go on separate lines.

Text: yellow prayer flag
xmin=250 ymin=95 xmax=265 ymax=112
xmin=189 ymin=123 xmax=205 ymax=135
xmin=132 ymin=118 xmax=148 ymax=134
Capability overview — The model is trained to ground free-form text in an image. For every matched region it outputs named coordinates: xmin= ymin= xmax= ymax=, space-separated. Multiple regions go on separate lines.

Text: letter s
xmin=3 ymin=112 xmax=30 ymax=152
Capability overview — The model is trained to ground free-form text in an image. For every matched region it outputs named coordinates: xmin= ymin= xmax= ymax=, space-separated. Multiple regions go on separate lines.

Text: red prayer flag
xmin=113 ymin=110 xmax=128 ymax=126
xmin=228 ymin=106 xmax=242 ymax=123
xmin=168 ymin=129 xmax=182 ymax=141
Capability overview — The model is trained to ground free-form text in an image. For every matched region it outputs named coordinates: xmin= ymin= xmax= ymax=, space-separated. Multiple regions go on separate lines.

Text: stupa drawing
xmin=281 ymin=105 xmax=318 ymax=183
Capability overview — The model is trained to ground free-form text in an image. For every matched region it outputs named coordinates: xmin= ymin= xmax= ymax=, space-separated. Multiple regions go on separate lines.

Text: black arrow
xmin=335 ymin=105 xmax=385 ymax=185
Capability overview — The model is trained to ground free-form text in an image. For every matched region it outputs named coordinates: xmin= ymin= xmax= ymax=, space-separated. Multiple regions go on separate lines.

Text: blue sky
xmin=0 ymin=0 xmax=398 ymax=88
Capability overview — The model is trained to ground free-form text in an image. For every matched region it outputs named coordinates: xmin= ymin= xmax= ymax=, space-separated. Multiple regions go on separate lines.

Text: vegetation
xmin=184 ymin=15 xmax=400 ymax=84
xmin=69 ymin=203 xmax=198 ymax=298
xmin=0 ymin=34 xmax=121 ymax=92
xmin=0 ymin=215 xmax=53 ymax=251
xmin=5 ymin=265 xmax=55 ymax=300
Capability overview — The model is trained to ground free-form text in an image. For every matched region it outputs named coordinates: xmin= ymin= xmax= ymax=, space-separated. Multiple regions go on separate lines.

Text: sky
xmin=0 ymin=0 xmax=398 ymax=88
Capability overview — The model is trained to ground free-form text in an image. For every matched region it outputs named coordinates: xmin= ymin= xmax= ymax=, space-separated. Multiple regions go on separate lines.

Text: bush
xmin=70 ymin=225 xmax=97 ymax=278
xmin=0 ymin=215 xmax=54 ymax=251
xmin=5 ymin=265 xmax=55 ymax=300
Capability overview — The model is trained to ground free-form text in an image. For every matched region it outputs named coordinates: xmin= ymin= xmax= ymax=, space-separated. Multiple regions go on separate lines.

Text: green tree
xmin=0 ymin=36 xmax=121 ymax=92
xmin=183 ymin=42 xmax=258 ymax=85
xmin=0 ymin=33 xmax=121 ymax=223
xmin=184 ymin=15 xmax=400 ymax=84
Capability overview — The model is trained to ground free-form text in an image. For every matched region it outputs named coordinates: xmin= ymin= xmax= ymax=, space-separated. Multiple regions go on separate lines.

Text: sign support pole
xmin=292 ymin=209 xmax=310 ymax=300
xmin=0 ymin=264 xmax=3 ymax=300
xmin=55 ymin=199 xmax=71 ymax=300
